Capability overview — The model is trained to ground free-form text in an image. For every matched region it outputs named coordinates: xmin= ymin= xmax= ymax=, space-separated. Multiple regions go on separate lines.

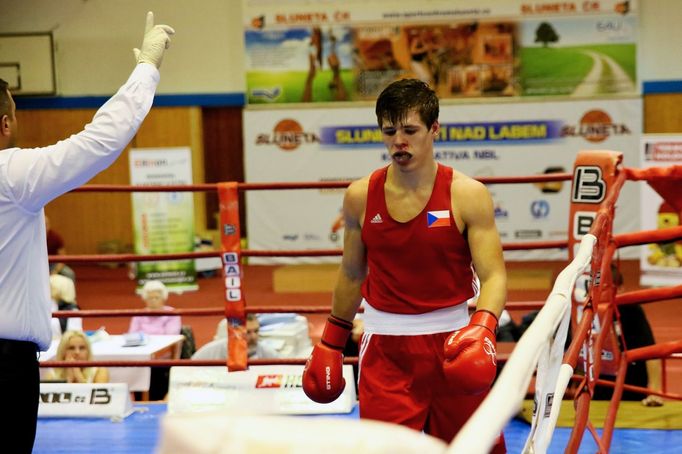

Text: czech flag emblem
xmin=427 ymin=210 xmax=451 ymax=228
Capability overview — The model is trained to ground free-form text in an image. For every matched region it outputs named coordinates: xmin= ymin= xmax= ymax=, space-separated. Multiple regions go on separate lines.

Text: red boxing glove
xmin=302 ymin=315 xmax=352 ymax=403
xmin=443 ymin=310 xmax=498 ymax=395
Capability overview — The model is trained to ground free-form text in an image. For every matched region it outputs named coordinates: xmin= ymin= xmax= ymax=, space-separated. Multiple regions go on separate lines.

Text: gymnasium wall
xmin=3 ymin=0 xmax=682 ymax=253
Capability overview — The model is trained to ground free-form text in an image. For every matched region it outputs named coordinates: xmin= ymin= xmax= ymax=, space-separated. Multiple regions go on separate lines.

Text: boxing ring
xmin=42 ymin=150 xmax=682 ymax=453
xmin=452 ymin=150 xmax=682 ymax=453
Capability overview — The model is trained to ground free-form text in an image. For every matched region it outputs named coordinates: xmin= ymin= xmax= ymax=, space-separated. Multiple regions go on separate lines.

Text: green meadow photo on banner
xmin=518 ymin=16 xmax=636 ymax=96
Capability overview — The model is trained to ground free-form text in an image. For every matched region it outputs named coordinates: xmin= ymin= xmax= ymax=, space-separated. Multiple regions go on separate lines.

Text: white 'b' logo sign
xmin=572 ymin=166 xmax=606 ymax=203
xmin=573 ymin=211 xmax=596 ymax=240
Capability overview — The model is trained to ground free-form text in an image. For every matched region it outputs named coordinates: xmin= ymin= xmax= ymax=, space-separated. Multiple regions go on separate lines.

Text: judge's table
xmin=41 ymin=333 xmax=184 ymax=400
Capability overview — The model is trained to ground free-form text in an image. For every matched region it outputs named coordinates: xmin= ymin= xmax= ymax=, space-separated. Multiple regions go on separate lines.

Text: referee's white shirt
xmin=0 ymin=63 xmax=160 ymax=350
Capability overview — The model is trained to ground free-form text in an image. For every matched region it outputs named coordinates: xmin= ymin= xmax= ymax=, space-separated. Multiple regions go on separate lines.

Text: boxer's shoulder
xmin=346 ymin=177 xmax=370 ymax=202
xmin=451 ymin=173 xmax=488 ymax=199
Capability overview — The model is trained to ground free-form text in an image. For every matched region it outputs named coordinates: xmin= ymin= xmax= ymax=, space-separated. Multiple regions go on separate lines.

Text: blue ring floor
xmin=34 ymin=403 xmax=682 ymax=453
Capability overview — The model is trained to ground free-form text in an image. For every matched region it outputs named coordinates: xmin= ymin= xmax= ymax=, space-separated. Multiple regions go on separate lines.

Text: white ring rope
xmin=448 ymin=234 xmax=596 ymax=454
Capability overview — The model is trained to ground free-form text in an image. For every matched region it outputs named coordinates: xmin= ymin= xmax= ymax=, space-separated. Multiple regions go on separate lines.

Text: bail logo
xmin=572 ymin=166 xmax=606 ymax=203
xmin=40 ymin=388 xmax=112 ymax=405
xmin=573 ymin=211 xmax=596 ymax=240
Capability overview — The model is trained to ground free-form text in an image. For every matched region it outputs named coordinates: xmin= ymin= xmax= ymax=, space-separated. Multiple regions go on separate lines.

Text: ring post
xmin=218 ymin=182 xmax=248 ymax=371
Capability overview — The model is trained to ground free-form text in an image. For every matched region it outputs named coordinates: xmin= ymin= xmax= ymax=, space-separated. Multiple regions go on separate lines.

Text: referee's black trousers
xmin=0 ymin=339 xmax=39 ymax=454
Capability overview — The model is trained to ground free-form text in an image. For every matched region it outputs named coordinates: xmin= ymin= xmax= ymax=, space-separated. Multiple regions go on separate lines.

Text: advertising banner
xmin=168 ymin=365 xmax=356 ymax=415
xmin=39 ymin=383 xmax=133 ymax=419
xmin=129 ymin=148 xmax=197 ymax=292
xmin=243 ymin=0 xmax=637 ymax=104
xmin=639 ymin=135 xmax=682 ymax=286
xmin=243 ymin=98 xmax=641 ymax=262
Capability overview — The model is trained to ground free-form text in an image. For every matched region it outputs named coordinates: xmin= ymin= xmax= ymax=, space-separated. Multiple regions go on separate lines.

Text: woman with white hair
xmin=128 ymin=280 xmax=181 ymax=335
xmin=129 ymin=280 xmax=181 ymax=401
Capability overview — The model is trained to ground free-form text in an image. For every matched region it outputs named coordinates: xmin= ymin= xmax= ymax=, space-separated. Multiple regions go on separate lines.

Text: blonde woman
xmin=46 ymin=331 xmax=109 ymax=383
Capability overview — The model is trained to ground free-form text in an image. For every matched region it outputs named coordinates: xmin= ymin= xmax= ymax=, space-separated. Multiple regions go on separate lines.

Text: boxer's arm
xmin=303 ymin=181 xmax=367 ymax=403
xmin=331 ymin=179 xmax=368 ymax=322
xmin=443 ymin=178 xmax=505 ymax=394
xmin=456 ymin=177 xmax=506 ymax=317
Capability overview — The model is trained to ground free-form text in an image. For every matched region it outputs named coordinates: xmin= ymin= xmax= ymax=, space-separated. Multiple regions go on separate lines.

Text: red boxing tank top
xmin=361 ymin=164 xmax=477 ymax=314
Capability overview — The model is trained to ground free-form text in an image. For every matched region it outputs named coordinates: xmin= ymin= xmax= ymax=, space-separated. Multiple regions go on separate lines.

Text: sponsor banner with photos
xmin=243 ymin=0 xmax=637 ymax=104
xmin=129 ymin=148 xmax=197 ymax=292
xmin=243 ymin=97 xmax=641 ymax=262
xmin=639 ymin=135 xmax=682 ymax=286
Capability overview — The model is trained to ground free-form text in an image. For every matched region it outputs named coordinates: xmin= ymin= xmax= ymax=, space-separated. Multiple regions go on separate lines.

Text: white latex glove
xmin=133 ymin=11 xmax=175 ymax=69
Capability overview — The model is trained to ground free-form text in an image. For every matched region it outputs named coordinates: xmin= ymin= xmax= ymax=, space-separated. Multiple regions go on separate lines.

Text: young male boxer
xmin=303 ymin=78 xmax=507 ymax=452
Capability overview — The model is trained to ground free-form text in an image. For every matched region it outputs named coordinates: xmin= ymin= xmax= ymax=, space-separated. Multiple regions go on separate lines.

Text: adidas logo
xmin=370 ymin=213 xmax=383 ymax=224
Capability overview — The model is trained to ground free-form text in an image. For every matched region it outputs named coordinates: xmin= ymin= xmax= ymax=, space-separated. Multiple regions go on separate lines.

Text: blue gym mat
xmin=33 ymin=403 xmax=682 ymax=453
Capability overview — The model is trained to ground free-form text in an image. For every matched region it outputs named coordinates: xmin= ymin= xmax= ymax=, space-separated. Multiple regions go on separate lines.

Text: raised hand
xmin=133 ymin=11 xmax=175 ymax=69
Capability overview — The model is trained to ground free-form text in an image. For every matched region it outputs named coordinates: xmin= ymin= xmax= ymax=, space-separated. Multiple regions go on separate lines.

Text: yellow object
xmin=506 ymin=268 xmax=553 ymax=291
xmin=519 ymin=399 xmax=682 ymax=429
xmin=273 ymin=265 xmax=552 ymax=293
xmin=273 ymin=264 xmax=339 ymax=293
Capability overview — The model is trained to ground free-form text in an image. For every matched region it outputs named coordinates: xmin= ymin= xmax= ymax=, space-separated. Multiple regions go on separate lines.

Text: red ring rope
xmin=42 ymin=163 xmax=682 ymax=452
xmin=70 ymin=173 xmax=573 ymax=193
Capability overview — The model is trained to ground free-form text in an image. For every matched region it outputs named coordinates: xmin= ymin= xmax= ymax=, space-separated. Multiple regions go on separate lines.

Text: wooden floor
xmin=70 ymin=259 xmax=682 ymax=396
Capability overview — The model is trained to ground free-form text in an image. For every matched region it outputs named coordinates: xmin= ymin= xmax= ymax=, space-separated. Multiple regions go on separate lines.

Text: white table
xmin=41 ymin=334 xmax=184 ymax=393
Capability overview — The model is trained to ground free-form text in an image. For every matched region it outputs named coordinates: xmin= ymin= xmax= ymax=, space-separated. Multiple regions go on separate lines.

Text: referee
xmin=0 ymin=12 xmax=174 ymax=452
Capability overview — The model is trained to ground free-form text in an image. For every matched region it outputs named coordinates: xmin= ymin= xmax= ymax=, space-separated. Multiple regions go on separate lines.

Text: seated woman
xmin=129 ymin=280 xmax=181 ymax=401
xmin=128 ymin=280 xmax=181 ymax=335
xmin=46 ymin=330 xmax=109 ymax=383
